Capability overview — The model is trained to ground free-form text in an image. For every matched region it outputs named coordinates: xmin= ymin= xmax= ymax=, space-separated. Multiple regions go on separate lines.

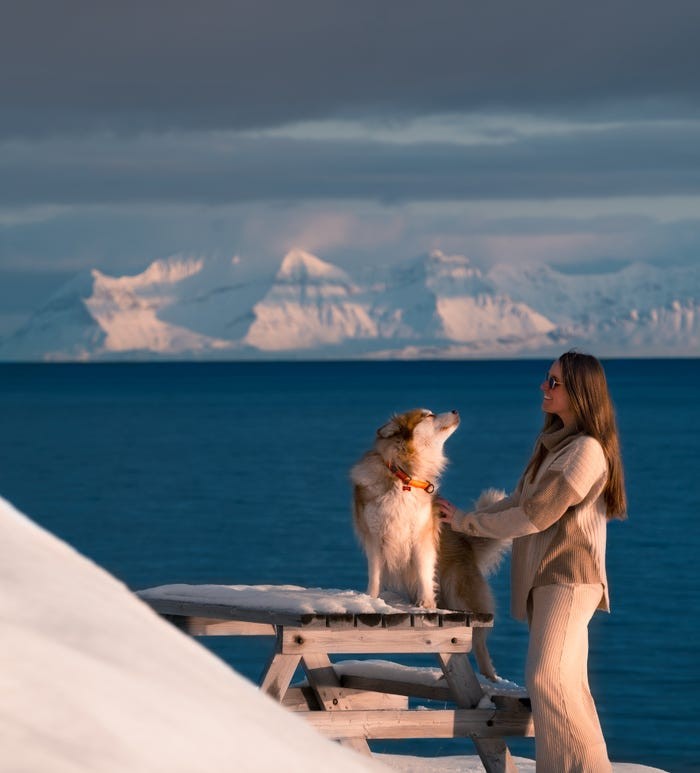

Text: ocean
xmin=1 ymin=359 xmax=698 ymax=772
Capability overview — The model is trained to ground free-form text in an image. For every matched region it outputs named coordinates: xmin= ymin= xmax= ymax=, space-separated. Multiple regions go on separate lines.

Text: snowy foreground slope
xmin=0 ymin=496 xmax=668 ymax=772
xmin=0 ymin=496 xmax=382 ymax=773
xmin=0 ymin=249 xmax=697 ymax=360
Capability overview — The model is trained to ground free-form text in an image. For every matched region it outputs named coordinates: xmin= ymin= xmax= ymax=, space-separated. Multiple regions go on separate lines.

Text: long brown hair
xmin=526 ymin=351 xmax=627 ymax=520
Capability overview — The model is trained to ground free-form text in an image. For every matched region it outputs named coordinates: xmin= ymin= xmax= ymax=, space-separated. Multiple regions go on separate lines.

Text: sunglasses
xmin=545 ymin=373 xmax=564 ymax=390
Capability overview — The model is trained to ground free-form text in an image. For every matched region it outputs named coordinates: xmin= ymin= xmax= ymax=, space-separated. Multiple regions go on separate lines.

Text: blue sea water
xmin=0 ymin=359 xmax=698 ymax=772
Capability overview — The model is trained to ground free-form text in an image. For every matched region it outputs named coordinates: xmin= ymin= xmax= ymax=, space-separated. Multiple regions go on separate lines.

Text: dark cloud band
xmin=2 ymin=121 xmax=700 ymax=206
xmin=2 ymin=1 xmax=700 ymax=137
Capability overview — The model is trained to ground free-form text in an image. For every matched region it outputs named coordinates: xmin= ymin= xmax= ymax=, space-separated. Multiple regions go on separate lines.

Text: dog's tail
xmin=466 ymin=535 xmax=511 ymax=577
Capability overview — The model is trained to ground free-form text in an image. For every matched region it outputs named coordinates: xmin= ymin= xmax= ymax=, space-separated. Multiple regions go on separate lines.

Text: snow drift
xmin=0 ymin=496 xmax=381 ymax=773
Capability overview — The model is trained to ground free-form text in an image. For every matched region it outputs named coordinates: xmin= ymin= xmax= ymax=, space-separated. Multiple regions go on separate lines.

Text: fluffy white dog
xmin=351 ymin=408 xmax=509 ymax=679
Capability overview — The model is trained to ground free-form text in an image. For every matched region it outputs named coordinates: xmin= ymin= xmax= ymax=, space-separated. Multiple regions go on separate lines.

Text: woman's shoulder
xmin=557 ymin=433 xmax=607 ymax=475
xmin=539 ymin=434 xmax=608 ymax=497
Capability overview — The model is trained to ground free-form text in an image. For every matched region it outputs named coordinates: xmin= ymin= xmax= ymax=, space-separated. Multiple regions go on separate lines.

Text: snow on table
xmin=136 ymin=584 xmax=493 ymax=627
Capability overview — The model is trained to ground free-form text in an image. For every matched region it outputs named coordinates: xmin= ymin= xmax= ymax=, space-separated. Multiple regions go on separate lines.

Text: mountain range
xmin=0 ymin=249 xmax=697 ymax=360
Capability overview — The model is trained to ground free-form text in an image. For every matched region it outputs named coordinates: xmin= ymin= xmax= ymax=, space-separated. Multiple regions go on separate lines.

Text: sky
xmin=1 ymin=0 xmax=700 ymax=337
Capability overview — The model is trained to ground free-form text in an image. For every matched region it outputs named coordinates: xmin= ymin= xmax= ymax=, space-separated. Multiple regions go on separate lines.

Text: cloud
xmin=3 ymin=118 xmax=700 ymax=208
xmin=2 ymin=1 xmax=700 ymax=138
xmin=3 ymin=198 xmax=700 ymax=274
xmin=260 ymin=211 xmax=403 ymax=257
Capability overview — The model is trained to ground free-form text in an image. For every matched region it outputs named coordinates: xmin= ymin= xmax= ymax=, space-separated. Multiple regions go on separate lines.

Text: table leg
xmin=260 ymin=652 xmax=302 ymax=702
xmin=438 ymin=653 xmax=519 ymax=773
xmin=301 ymin=652 xmax=372 ymax=757
xmin=301 ymin=652 xmax=354 ymax=711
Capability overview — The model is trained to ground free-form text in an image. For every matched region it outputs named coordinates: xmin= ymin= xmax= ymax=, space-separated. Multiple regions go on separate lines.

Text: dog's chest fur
xmin=362 ymin=486 xmax=433 ymax=538
xmin=352 ymin=448 xmax=442 ymax=568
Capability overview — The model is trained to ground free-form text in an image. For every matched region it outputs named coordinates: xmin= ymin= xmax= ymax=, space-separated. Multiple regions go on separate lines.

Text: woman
xmin=437 ymin=351 xmax=626 ymax=773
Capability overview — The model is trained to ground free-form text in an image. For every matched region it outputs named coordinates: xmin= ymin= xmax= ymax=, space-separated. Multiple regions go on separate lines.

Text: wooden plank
xmin=476 ymin=740 xmax=521 ymax=773
xmin=259 ymin=652 xmax=301 ymax=701
xmin=301 ymin=653 xmax=355 ymax=711
xmin=282 ymin=685 xmax=322 ymax=711
xmin=343 ymin=690 xmax=408 ymax=710
xmin=441 ymin=614 xmax=471 ymax=627
xmin=339 ymin=738 xmax=372 ymax=756
xmin=282 ymin=686 xmax=407 ymax=712
xmin=354 ymin=613 xmax=383 ymax=628
xmin=340 ymin=673 xmax=451 ymax=702
xmin=438 ymin=652 xmax=522 ymax=773
xmin=183 ymin=617 xmax=276 ymax=636
xmin=411 ymin=612 xmax=441 ymax=629
xmin=299 ymin=614 xmax=324 ymax=627
xmin=437 ymin=652 xmax=484 ymax=708
xmin=469 ymin=611 xmax=495 ymax=627
xmin=380 ymin=613 xmax=412 ymax=628
xmin=303 ymin=708 xmax=534 ymax=739
xmin=281 ymin=627 xmax=473 ymax=655
xmin=297 ymin=652 xmax=373 ymax=755
xmin=492 ymin=695 xmax=532 ymax=712
xmin=320 ymin=613 xmax=356 ymax=629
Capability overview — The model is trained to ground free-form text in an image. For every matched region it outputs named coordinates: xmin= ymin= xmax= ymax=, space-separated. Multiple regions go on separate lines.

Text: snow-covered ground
xmin=377 ymin=755 xmax=669 ymax=772
xmin=0 ymin=495 xmax=668 ymax=772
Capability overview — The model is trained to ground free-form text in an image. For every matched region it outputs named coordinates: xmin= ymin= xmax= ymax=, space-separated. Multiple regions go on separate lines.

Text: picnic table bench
xmin=137 ymin=584 xmax=533 ymax=773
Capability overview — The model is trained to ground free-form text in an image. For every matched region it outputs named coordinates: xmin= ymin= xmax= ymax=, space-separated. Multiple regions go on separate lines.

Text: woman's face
xmin=541 ymin=360 xmax=575 ymax=426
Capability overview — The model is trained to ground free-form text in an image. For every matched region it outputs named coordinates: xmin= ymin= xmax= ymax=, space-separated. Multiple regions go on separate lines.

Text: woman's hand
xmin=435 ymin=496 xmax=459 ymax=526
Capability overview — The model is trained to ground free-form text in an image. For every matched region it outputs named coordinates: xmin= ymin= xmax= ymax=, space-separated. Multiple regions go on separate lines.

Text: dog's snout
xmin=451 ymin=409 xmax=459 ymax=416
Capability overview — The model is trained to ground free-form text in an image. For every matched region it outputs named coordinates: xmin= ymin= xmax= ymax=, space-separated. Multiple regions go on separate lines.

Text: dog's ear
xmin=377 ymin=418 xmax=400 ymax=438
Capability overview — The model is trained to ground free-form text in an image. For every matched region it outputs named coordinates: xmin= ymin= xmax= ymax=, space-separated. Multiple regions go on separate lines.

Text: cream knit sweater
xmin=451 ymin=423 xmax=610 ymax=621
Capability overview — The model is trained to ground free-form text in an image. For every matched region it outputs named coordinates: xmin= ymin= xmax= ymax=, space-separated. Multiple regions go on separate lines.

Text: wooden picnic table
xmin=137 ymin=584 xmax=533 ymax=773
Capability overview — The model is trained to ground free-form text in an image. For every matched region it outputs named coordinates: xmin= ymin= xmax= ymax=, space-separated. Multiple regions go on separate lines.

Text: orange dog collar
xmin=386 ymin=460 xmax=435 ymax=494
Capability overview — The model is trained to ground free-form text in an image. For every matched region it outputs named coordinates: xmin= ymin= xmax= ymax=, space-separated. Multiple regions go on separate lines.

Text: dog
xmin=351 ymin=408 xmax=510 ymax=680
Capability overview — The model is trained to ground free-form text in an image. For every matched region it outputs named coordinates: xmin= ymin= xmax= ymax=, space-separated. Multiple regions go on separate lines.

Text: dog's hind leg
xmin=472 ymin=626 xmax=498 ymax=681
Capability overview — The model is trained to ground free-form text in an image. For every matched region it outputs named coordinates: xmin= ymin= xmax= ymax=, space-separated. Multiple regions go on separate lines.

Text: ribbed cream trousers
xmin=526 ymin=583 xmax=611 ymax=773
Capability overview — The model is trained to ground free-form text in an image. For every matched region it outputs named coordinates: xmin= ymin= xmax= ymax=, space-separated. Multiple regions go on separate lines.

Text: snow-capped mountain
xmin=368 ymin=252 xmax=555 ymax=346
xmin=487 ymin=260 xmax=699 ymax=356
xmin=0 ymin=249 xmax=697 ymax=360
xmin=244 ymin=250 xmax=377 ymax=350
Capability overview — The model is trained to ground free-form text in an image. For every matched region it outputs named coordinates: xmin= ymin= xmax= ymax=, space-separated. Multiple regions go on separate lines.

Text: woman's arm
xmin=437 ymin=438 xmax=607 ymax=539
xmin=437 ymin=499 xmax=533 ymax=539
